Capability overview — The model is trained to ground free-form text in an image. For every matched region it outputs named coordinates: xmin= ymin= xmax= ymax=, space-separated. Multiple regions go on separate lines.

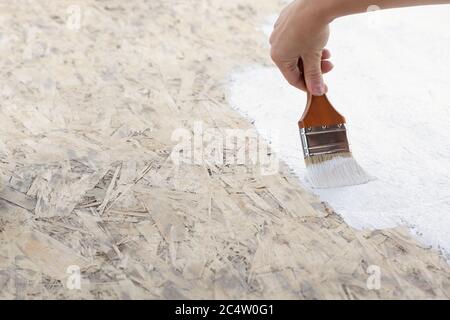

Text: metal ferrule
xmin=299 ymin=124 xmax=350 ymax=158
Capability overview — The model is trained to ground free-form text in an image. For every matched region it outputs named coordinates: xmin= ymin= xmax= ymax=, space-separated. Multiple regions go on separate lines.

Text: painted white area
xmin=228 ymin=6 xmax=450 ymax=258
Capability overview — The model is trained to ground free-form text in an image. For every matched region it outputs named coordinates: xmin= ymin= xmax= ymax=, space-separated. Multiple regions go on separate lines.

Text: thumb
xmin=302 ymin=53 xmax=325 ymax=96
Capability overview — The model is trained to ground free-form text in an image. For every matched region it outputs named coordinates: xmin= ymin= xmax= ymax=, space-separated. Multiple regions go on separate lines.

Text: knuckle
xmin=270 ymin=48 xmax=283 ymax=62
xmin=286 ymin=76 xmax=304 ymax=89
xmin=287 ymin=78 xmax=298 ymax=86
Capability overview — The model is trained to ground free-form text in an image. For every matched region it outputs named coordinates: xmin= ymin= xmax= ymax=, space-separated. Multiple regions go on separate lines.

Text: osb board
xmin=0 ymin=0 xmax=448 ymax=299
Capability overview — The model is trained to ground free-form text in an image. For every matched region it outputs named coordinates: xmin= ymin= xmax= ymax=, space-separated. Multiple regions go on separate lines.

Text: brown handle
xmin=298 ymin=93 xmax=346 ymax=128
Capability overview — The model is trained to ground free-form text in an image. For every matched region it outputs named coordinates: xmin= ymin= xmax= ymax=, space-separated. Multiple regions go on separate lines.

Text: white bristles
xmin=305 ymin=153 xmax=373 ymax=189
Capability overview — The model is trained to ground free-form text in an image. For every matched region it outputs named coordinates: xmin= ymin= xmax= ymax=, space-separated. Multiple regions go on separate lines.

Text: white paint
xmin=228 ymin=6 xmax=450 ymax=259
xmin=305 ymin=155 xmax=373 ymax=189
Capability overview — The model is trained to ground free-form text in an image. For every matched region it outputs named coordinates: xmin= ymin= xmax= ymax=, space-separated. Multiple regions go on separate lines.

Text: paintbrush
xmin=298 ymin=93 xmax=372 ymax=188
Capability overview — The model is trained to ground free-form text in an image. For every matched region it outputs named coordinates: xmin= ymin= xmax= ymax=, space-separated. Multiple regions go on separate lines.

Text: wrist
xmin=300 ymin=0 xmax=339 ymax=24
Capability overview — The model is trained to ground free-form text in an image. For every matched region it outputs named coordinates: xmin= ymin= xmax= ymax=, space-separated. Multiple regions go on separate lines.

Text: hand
xmin=270 ymin=0 xmax=334 ymax=95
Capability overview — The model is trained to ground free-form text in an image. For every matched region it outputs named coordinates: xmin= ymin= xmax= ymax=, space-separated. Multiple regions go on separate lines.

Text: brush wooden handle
xmin=298 ymin=93 xmax=346 ymax=128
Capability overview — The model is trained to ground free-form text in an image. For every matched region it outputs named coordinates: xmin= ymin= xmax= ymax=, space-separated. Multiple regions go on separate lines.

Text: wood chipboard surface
xmin=0 ymin=0 xmax=448 ymax=299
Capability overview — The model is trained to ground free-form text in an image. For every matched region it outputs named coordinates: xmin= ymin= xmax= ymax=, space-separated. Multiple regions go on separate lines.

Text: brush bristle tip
xmin=305 ymin=153 xmax=373 ymax=188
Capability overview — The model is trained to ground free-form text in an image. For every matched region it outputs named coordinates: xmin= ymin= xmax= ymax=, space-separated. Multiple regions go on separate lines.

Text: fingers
xmin=274 ymin=59 xmax=332 ymax=92
xmin=271 ymin=48 xmax=333 ymax=93
xmin=321 ymin=49 xmax=333 ymax=74
xmin=302 ymin=53 xmax=326 ymax=96
xmin=321 ymin=49 xmax=331 ymax=60
xmin=276 ymin=59 xmax=306 ymax=91
xmin=321 ymin=49 xmax=334 ymax=74
xmin=321 ymin=60 xmax=334 ymax=74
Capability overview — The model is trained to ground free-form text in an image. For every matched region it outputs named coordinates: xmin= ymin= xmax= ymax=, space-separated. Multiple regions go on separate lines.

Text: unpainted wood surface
xmin=0 ymin=0 xmax=448 ymax=299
